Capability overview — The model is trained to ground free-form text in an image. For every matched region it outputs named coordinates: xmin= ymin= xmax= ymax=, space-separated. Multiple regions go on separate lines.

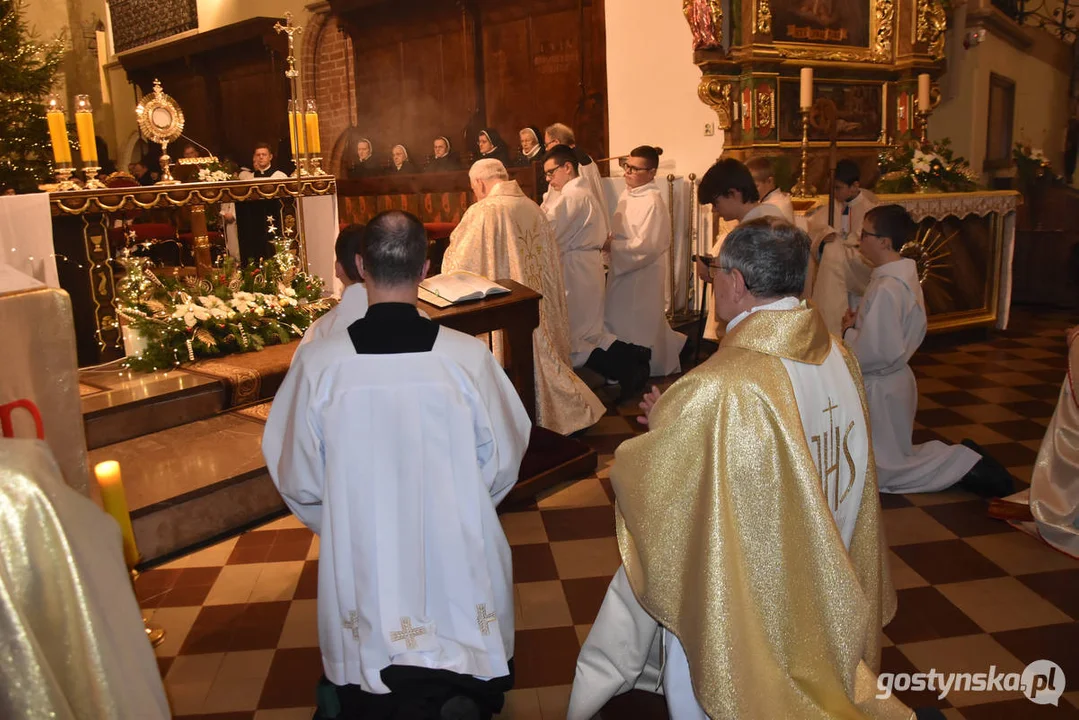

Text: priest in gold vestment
xmin=441 ymin=159 xmax=605 ymax=436
xmin=568 ymin=218 xmax=913 ymax=720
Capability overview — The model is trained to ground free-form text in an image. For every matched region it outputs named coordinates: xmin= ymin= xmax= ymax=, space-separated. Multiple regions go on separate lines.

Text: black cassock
xmin=236 ymin=167 xmax=285 ymax=265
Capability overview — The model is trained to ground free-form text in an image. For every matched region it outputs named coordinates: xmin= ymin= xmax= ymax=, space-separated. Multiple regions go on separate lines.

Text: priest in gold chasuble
xmin=568 ymin=218 xmax=913 ymax=720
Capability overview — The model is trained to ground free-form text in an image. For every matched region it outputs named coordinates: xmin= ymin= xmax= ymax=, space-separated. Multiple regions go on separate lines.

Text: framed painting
xmin=984 ymin=73 xmax=1015 ymax=171
xmin=778 ymin=79 xmax=884 ymax=143
xmin=768 ymin=0 xmax=894 ymax=63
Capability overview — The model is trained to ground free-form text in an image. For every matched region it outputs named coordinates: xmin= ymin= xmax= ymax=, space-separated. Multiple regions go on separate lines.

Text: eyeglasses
xmin=623 ymin=164 xmax=656 ymax=175
xmin=544 ymin=164 xmax=570 ymax=179
xmin=860 ymin=229 xmax=888 ymax=240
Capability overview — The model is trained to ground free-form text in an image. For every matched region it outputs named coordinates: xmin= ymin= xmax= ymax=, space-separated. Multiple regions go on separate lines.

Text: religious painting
xmin=778 ymin=80 xmax=883 ymax=142
xmin=771 ymin=0 xmax=870 ymax=47
xmin=984 ymin=73 xmax=1016 ymax=171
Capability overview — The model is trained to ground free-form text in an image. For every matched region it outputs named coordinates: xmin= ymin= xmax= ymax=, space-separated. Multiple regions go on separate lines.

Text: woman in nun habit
xmin=389 ymin=144 xmax=418 ymax=174
xmin=513 ymin=127 xmax=544 ymax=167
xmin=476 ymin=128 xmax=511 ymax=165
xmin=426 ymin=136 xmax=462 ymax=172
xmin=347 ymin=137 xmax=379 ymax=178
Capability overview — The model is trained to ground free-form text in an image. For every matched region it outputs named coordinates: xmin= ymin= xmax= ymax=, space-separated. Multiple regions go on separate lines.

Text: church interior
xmin=2 ymin=0 xmax=1079 ymax=717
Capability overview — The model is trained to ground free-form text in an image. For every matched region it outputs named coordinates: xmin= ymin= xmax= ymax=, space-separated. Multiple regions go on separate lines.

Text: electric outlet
xmin=704 ymin=123 xmax=715 ymax=136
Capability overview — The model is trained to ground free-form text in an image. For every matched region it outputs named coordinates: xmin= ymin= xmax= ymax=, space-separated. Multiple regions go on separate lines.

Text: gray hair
xmin=718 ymin=217 xmax=809 ymax=298
xmin=544 ymin=123 xmax=575 ymax=145
xmin=469 ymin=158 xmax=509 ymax=182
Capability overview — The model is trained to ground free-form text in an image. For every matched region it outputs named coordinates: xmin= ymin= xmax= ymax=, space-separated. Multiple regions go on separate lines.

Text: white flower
xmin=171 ymin=301 xmax=211 ymax=329
xmin=229 ymin=292 xmax=258 ymax=314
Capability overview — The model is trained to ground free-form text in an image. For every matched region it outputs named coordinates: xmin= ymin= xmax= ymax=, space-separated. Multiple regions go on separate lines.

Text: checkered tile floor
xmin=137 ymin=307 xmax=1079 ymax=719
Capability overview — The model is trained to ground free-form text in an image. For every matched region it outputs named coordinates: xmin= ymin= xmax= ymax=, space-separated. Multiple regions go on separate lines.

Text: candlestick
xmin=917 ymin=73 xmax=931 ymax=113
xmin=94 ymin=460 xmax=140 ymax=567
xmin=800 ymin=67 xmax=814 ymax=109
xmin=791 ymin=108 xmax=817 ymax=198
xmin=917 ymin=110 xmax=931 ymax=145
xmin=74 ymin=95 xmax=104 ymax=189
xmin=304 ymin=100 xmax=327 ymax=176
xmin=44 ymin=95 xmax=78 ymax=191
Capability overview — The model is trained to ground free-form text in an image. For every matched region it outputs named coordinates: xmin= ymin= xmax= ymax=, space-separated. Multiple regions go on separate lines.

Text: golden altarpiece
xmin=687 ymin=0 xmax=1019 ymax=332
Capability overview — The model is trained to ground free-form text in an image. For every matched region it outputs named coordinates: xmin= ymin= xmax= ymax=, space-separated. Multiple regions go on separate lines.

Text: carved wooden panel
xmin=108 ymin=0 xmax=198 ymax=54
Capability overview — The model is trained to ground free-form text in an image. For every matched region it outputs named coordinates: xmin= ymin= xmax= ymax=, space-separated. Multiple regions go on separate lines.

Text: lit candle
xmin=94 ymin=460 xmax=140 ymax=567
xmin=74 ymin=94 xmax=98 ymax=164
xmin=800 ymin=68 xmax=814 ymax=109
xmin=45 ymin=95 xmax=72 ymax=165
xmin=304 ymin=99 xmax=321 ymax=155
xmin=917 ymin=73 xmax=931 ymax=113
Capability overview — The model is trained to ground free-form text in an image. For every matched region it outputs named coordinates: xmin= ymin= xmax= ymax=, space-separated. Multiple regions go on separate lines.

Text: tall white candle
xmin=800 ymin=68 xmax=814 ymax=109
xmin=918 ymin=73 xmax=931 ymax=113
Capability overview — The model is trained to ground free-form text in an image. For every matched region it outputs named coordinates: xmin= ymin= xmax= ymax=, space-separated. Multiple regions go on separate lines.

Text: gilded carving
xmin=697 ymin=77 xmax=734 ymax=130
xmin=916 ymin=0 xmax=948 ymax=60
xmin=683 ymin=0 xmax=723 ymax=50
xmin=756 ymin=0 xmax=772 ymax=35
xmin=756 ymin=88 xmax=775 ymax=131
xmin=875 ymin=0 xmax=896 ymax=60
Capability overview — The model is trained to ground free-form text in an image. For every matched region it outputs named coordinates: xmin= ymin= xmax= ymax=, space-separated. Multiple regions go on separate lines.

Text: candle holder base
xmin=791 ymin=180 xmax=818 ymax=198
xmin=791 ymin=108 xmax=817 ymax=199
xmin=83 ymin=166 xmax=106 ymax=190
xmin=52 ymin=166 xmax=80 ymax=192
xmin=129 ymin=566 xmax=167 ymax=647
xmin=917 ymin=110 xmax=931 ymax=145
xmin=156 ymin=152 xmax=181 ymax=185
xmin=309 ymin=156 xmax=330 ymax=176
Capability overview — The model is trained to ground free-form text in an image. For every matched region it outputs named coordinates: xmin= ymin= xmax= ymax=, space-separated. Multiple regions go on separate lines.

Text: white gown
xmin=299 ymin=282 xmax=370 ymax=347
xmin=604 ymin=181 xmax=687 ymax=376
xmin=570 ymin=297 xmax=871 ymax=720
xmin=761 ymin=188 xmax=796 ymax=223
xmin=263 ymin=324 xmax=531 ymax=692
xmin=846 ymin=258 xmax=979 ymax=493
xmin=544 ymin=176 xmax=617 ymax=367
xmin=808 ymin=191 xmax=877 ymax=335
xmin=578 ymin=160 xmax=611 ymax=235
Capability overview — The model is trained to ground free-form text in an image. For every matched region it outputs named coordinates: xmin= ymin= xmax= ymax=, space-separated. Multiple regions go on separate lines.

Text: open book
xmin=419 ymin=272 xmax=510 ymax=307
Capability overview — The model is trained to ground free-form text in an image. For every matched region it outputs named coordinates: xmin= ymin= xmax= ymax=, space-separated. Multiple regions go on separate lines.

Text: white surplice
xmin=263 ymin=325 xmax=531 ymax=692
xmin=299 ymin=282 xmax=370 ymax=347
xmin=570 ymin=297 xmax=871 ymax=720
xmin=1030 ymin=334 xmax=1079 ymax=556
xmin=544 ymin=176 xmax=617 ymax=367
xmin=604 ymin=181 xmax=687 ymax=376
xmin=702 ymin=202 xmax=788 ymax=342
xmin=441 ymin=180 xmax=605 ymax=435
xmin=761 ymin=188 xmax=796 ymax=223
xmin=578 ymin=160 xmax=611 ymax=234
xmin=846 ymin=258 xmax=979 ymax=493
xmin=808 ymin=191 xmax=877 ymax=335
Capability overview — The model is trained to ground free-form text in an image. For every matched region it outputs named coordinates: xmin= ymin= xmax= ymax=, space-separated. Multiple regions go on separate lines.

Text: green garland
xmin=877 ymin=135 xmax=980 ymax=194
xmin=116 ymin=218 xmax=330 ymax=371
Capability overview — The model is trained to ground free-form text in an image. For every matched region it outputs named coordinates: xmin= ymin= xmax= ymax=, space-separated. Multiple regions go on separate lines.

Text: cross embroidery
xmin=390 ymin=617 xmax=426 ymax=650
xmin=476 ymin=604 xmax=496 ymax=635
xmin=343 ymin=611 xmax=359 ymax=639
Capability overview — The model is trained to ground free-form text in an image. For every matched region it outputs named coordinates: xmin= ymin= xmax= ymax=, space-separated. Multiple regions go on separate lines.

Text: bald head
xmin=361 ymin=210 xmax=428 ymax=287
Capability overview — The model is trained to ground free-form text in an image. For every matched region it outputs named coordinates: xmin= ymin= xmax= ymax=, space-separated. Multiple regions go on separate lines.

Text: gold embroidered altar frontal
xmin=797 ymin=190 xmax=1021 ymax=332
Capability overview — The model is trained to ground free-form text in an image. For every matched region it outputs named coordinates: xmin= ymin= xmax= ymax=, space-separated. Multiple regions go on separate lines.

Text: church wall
xmin=932 ymin=23 xmax=1071 ymax=177
xmin=603 ymin=0 xmax=726 ymax=176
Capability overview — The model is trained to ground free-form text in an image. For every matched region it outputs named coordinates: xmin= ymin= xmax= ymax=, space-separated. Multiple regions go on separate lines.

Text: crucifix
xmin=476 ymin=604 xmax=496 ymax=636
xmin=390 ymin=617 xmax=427 ymax=650
xmin=343 ymin=611 xmax=360 ymax=639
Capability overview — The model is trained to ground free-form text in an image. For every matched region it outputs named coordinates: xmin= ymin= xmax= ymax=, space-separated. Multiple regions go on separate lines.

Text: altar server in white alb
xmin=809 ymin=158 xmax=877 ymax=335
xmin=299 ymin=224 xmax=369 ymax=346
xmin=746 ymin=156 xmax=795 ymax=222
xmin=542 ymin=144 xmax=651 ymax=396
xmin=842 ymin=204 xmax=1012 ymax=497
xmin=604 ymin=145 xmax=687 ymax=377
xmin=542 ymin=124 xmax=609 ymax=228
xmin=264 ymin=210 xmax=531 ymax=719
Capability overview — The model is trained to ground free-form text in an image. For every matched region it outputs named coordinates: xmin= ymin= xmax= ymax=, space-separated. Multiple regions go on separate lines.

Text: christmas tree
xmin=0 ymin=0 xmax=64 ymax=192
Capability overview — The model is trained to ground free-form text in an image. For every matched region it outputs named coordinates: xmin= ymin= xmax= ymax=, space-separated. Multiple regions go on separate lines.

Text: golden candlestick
xmin=131 ymin=567 xmax=167 ymax=647
xmin=791 ymin=108 xmax=816 ymax=198
xmin=917 ymin=109 xmax=931 ymax=145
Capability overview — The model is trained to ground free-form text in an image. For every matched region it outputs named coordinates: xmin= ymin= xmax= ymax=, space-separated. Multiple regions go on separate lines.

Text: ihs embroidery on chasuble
xmin=810 ymin=397 xmax=858 ymax=511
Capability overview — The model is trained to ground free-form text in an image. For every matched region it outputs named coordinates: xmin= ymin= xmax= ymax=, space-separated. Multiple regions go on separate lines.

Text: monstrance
xmin=135 ymin=79 xmax=185 ymax=185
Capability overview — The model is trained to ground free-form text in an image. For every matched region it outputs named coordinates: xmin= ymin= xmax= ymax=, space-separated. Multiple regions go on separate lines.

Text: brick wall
xmin=303 ymin=10 xmax=356 ymax=175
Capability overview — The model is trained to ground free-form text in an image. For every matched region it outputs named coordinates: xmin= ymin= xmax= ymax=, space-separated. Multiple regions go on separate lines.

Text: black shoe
xmin=440 ymin=695 xmax=483 ymax=720
xmin=955 ymin=439 xmax=1016 ymax=498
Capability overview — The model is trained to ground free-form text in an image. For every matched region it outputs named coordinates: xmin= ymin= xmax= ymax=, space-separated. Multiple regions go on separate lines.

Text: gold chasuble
xmin=612 ymin=306 xmax=912 ymax=720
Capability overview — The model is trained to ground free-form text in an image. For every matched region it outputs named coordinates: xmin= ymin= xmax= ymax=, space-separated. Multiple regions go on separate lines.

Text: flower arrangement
xmin=876 ymin=135 xmax=980 ymax=194
xmin=115 ymin=217 xmax=330 ymax=371
xmin=196 ymin=157 xmax=238 ymax=183
xmin=1013 ymin=142 xmax=1061 ymax=191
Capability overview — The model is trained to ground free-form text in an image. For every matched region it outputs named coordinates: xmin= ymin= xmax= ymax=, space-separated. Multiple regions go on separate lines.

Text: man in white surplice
xmin=746 ymin=155 xmax=796 ymax=222
xmin=808 ymin=158 xmax=877 ymax=335
xmin=694 ymin=158 xmax=787 ymax=342
xmin=569 ymin=218 xmax=912 ymax=720
xmin=842 ymin=204 xmax=1013 ymax=497
xmin=264 ymin=211 xmax=530 ymax=718
xmin=542 ymin=144 xmax=651 ymax=396
xmin=299 ymin=223 xmax=369 ymax=346
xmin=542 ymin=123 xmax=610 ymax=231
xmin=604 ymin=145 xmax=687 ymax=377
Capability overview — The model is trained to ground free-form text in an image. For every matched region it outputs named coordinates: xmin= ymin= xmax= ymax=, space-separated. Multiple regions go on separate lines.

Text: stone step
xmin=88 ymin=408 xmax=283 ymax=564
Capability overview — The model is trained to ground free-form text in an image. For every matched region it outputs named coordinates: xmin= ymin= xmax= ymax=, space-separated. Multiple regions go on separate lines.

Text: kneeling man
xmin=264 ymin=210 xmax=531 ymax=719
